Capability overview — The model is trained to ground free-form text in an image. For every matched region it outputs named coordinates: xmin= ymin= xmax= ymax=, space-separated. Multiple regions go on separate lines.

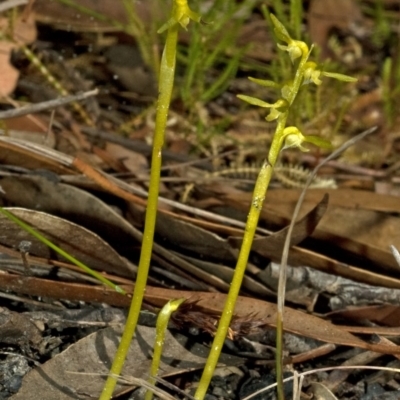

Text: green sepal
xmin=303 ymin=135 xmax=333 ymax=149
xmin=237 ymin=94 xmax=275 ymax=108
xmin=248 ymin=77 xmax=281 ymax=89
xmin=322 ymin=72 xmax=357 ymax=82
xmin=265 ymin=107 xmax=281 ymax=121
xmin=270 ymin=14 xmax=292 ymax=43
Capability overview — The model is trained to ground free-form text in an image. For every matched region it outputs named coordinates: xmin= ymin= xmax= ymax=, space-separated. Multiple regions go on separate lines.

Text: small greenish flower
xmin=303 ymin=61 xmax=358 ymax=86
xmin=158 ymin=0 xmax=201 ymax=33
xmin=280 ymin=80 xmax=294 ymax=100
xmin=303 ymin=62 xmax=322 ymax=85
xmin=277 ymin=41 xmax=305 ymax=63
xmin=282 ymin=127 xmax=308 ymax=151
xmin=282 ymin=126 xmax=333 ymax=152
xmin=265 ymin=99 xmax=288 ymax=121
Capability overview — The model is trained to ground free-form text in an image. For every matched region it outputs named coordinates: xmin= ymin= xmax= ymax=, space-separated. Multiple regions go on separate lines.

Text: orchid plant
xmin=194 ymin=13 xmax=356 ymax=400
xmin=99 ymin=2 xmax=201 ymax=399
xmin=98 ymin=4 xmax=356 ymax=400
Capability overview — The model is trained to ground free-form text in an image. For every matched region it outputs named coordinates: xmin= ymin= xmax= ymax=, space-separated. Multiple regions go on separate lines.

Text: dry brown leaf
xmin=3 ymin=115 xmax=55 ymax=147
xmin=105 ymin=142 xmax=148 ymax=174
xmin=229 ymin=193 xmax=329 ymax=254
xmin=0 ymin=273 xmax=132 ymax=307
xmin=1 ymin=276 xmax=399 ymax=356
xmin=0 ymin=307 xmax=42 ymax=349
xmin=145 ymin=288 xmax=400 ymax=355
xmin=212 ymin=186 xmax=400 ymax=272
xmin=156 ymin=212 xmax=237 ymax=262
xmin=0 ymin=13 xmax=37 ymax=96
xmin=0 ymin=41 xmax=18 ymax=96
xmin=181 ymin=253 xmax=274 ymax=297
xmin=266 ymin=188 xmax=400 ymax=214
xmin=311 ymin=382 xmax=338 ymax=400
xmin=0 ymin=207 xmax=133 ymax=277
xmin=10 ymin=325 xmax=243 ymax=400
xmin=0 ymin=175 xmax=142 ymax=262
xmin=0 ymin=136 xmax=76 ymax=173
xmin=33 ymin=0 xmax=165 ymax=32
xmin=307 ymin=0 xmax=363 ymax=57
xmin=13 ymin=12 xmax=37 ymax=44
xmin=277 ymin=246 xmax=400 ymax=290
xmin=327 ymin=305 xmax=400 ymax=328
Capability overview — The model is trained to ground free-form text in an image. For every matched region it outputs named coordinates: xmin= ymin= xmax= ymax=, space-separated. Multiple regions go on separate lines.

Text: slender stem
xmin=195 ymin=113 xmax=288 ymax=399
xmin=99 ymin=25 xmax=179 ymax=400
xmin=194 ymin=160 xmax=272 ymax=399
xmin=286 ymin=48 xmax=309 ymax=106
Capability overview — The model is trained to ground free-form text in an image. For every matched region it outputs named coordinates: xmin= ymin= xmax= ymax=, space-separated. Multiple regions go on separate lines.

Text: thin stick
xmin=0 ymin=89 xmax=98 ymax=119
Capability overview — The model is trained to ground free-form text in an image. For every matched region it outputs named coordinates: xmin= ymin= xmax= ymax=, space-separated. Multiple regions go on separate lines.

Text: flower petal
xmin=237 ymin=94 xmax=275 ymax=108
xmin=270 ymin=14 xmax=292 ymax=43
xmin=248 ymin=77 xmax=281 ymax=89
xmin=288 ymin=43 xmax=302 ymax=63
xmin=303 ymin=135 xmax=333 ymax=149
xmin=266 ymin=107 xmax=281 ymax=121
xmin=322 ymin=72 xmax=357 ymax=82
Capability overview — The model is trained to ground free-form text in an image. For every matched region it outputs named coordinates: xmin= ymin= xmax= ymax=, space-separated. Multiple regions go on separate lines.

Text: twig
xmin=0 ymin=89 xmax=98 ymax=119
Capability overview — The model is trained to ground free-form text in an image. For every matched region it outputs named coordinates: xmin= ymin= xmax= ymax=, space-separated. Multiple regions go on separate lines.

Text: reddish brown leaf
xmin=1 ymin=274 xmax=399 ymax=355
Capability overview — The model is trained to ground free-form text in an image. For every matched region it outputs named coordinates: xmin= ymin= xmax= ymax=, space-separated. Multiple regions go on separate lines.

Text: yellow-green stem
xmin=99 ymin=25 xmax=179 ymax=400
xmin=214 ymin=14 xmax=351 ymax=400
xmin=286 ymin=46 xmax=310 ymax=105
xmin=195 ymin=114 xmax=288 ymax=399
xmin=274 ymin=49 xmax=308 ymax=400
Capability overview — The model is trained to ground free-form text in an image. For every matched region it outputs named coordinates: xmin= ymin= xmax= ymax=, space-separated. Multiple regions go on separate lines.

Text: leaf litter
xmin=0 ymin=0 xmax=399 ymax=399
